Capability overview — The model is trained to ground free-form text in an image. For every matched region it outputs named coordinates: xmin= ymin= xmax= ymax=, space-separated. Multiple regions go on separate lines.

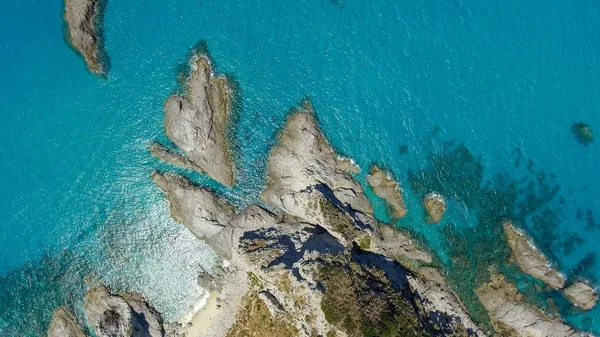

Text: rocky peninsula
xmin=63 ymin=0 xmax=107 ymax=75
xmin=153 ymin=101 xmax=485 ymax=337
xmin=504 ymin=221 xmax=598 ymax=312
xmin=156 ymin=53 xmax=235 ymax=187
xmin=366 ymin=165 xmax=407 ymax=219
xmin=476 ymin=273 xmax=590 ymax=337
xmin=504 ymin=221 xmax=566 ymax=289
xmin=149 ymin=97 xmax=592 ymax=337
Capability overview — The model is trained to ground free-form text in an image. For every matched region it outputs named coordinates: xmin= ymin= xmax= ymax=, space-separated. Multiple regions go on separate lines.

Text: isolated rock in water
xmin=152 ymin=171 xmax=235 ymax=240
xmin=47 ymin=307 xmax=88 ymax=337
xmin=366 ymin=165 xmax=407 ymax=219
xmin=164 ymin=54 xmax=234 ymax=186
xmin=476 ymin=274 xmax=586 ymax=337
xmin=572 ymin=122 xmax=594 ymax=145
xmin=261 ymin=100 xmax=373 ymax=227
xmin=504 ymin=221 xmax=565 ymax=289
xmin=563 ymin=281 xmax=598 ymax=311
xmin=63 ymin=0 xmax=107 ymax=75
xmin=423 ymin=192 xmax=446 ymax=224
xmin=83 ymin=287 xmax=164 ymax=337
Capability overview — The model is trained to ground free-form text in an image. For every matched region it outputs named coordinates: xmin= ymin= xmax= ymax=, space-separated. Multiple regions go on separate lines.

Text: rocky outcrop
xmin=504 ymin=221 xmax=565 ymax=289
xmin=476 ymin=274 xmax=588 ymax=337
xmin=149 ymin=168 xmax=482 ymax=337
xmin=83 ymin=287 xmax=164 ymax=337
xmin=162 ymin=54 xmax=235 ymax=186
xmin=47 ymin=307 xmax=88 ymax=337
xmin=423 ymin=192 xmax=446 ymax=224
xmin=63 ymin=0 xmax=107 ymax=75
xmin=366 ymin=165 xmax=407 ymax=219
xmin=572 ymin=122 xmax=594 ymax=146
xmin=149 ymin=142 xmax=204 ymax=172
xmin=149 ymin=96 xmax=595 ymax=337
xmin=228 ymin=206 xmax=483 ymax=337
xmin=563 ymin=281 xmax=598 ymax=311
xmin=408 ymin=267 xmax=483 ymax=336
xmin=260 ymin=101 xmax=374 ymax=244
xmin=371 ymin=225 xmax=432 ymax=266
xmin=152 ymin=171 xmax=235 ymax=240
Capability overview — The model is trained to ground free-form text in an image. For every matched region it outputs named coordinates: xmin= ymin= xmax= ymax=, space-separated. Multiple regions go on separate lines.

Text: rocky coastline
xmin=45 ymin=51 xmax=597 ymax=337
xmin=47 ymin=287 xmax=165 ymax=337
xmin=153 ymin=101 xmax=485 ymax=336
xmin=504 ymin=221 xmax=598 ymax=311
xmin=148 ymin=93 xmax=593 ymax=336
xmin=476 ymin=273 xmax=592 ymax=337
xmin=504 ymin=221 xmax=566 ymax=290
xmin=63 ymin=0 xmax=107 ymax=75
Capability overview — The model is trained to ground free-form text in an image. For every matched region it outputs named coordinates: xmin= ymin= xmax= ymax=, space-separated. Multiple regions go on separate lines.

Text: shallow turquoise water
xmin=1 ymin=0 xmax=599 ymax=335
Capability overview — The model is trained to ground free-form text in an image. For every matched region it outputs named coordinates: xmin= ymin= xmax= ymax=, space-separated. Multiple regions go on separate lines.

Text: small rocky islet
xmin=63 ymin=0 xmax=108 ymax=76
xmin=46 ymin=52 xmax=598 ymax=337
xmin=572 ymin=122 xmax=594 ymax=146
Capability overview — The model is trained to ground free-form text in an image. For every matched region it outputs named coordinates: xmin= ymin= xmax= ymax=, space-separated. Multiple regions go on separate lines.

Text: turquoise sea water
xmin=1 ymin=0 xmax=599 ymax=335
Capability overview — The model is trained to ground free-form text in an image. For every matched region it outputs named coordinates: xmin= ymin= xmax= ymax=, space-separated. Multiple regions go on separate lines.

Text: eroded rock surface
xmin=47 ymin=307 xmax=88 ymax=337
xmin=162 ymin=54 xmax=235 ymax=186
xmin=83 ymin=287 xmax=164 ymax=337
xmin=564 ymin=281 xmax=598 ymax=311
xmin=504 ymin=221 xmax=565 ymax=289
xmin=152 ymin=171 xmax=235 ymax=240
xmin=260 ymin=101 xmax=374 ymax=244
xmin=423 ymin=192 xmax=446 ymax=224
xmin=371 ymin=225 xmax=432 ymax=266
xmin=476 ymin=274 xmax=588 ymax=337
xmin=366 ymin=165 xmax=407 ymax=219
xmin=408 ymin=267 xmax=483 ymax=336
xmin=63 ymin=0 xmax=107 ymax=75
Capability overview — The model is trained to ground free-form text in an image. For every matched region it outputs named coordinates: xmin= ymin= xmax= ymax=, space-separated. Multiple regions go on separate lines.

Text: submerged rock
xmin=423 ymin=192 xmax=446 ymax=224
xmin=83 ymin=287 xmax=164 ymax=337
xmin=47 ymin=307 xmax=88 ymax=337
xmin=563 ymin=281 xmax=598 ymax=311
xmin=572 ymin=122 xmax=594 ymax=146
xmin=63 ymin=0 xmax=107 ymax=75
xmin=476 ymin=274 xmax=588 ymax=337
xmin=366 ymin=165 xmax=407 ymax=219
xmin=152 ymin=171 xmax=235 ymax=240
xmin=163 ymin=54 xmax=235 ymax=186
xmin=504 ymin=221 xmax=565 ymax=289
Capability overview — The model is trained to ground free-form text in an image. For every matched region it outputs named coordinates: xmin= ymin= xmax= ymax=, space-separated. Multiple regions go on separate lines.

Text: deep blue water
xmin=1 ymin=0 xmax=599 ymax=335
